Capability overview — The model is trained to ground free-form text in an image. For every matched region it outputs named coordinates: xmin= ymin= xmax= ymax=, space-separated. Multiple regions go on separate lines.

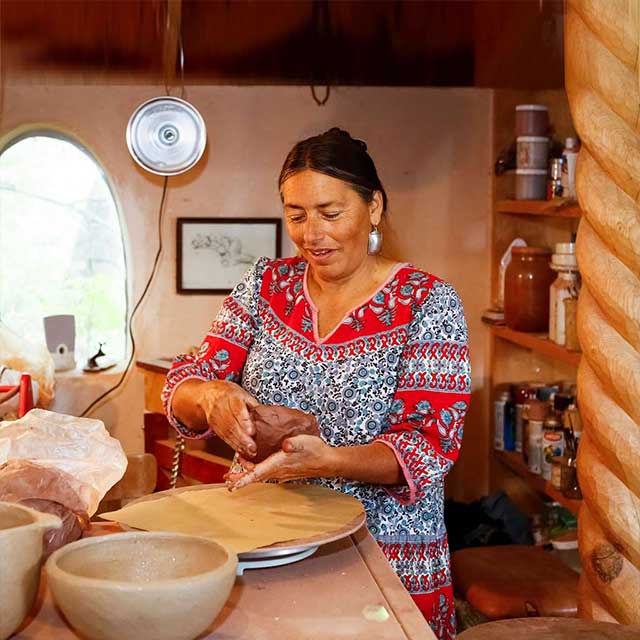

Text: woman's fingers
xmin=236 ymin=456 xmax=256 ymax=471
xmin=241 ymin=390 xmax=260 ymax=409
xmin=224 ymin=471 xmax=246 ymax=483
xmin=282 ymin=437 xmax=304 ymax=453
xmin=227 ymin=397 xmax=256 ymax=457
xmin=228 ymin=451 xmax=289 ymax=491
xmin=227 ymin=471 xmax=257 ymax=491
xmin=234 ymin=400 xmax=256 ymax=437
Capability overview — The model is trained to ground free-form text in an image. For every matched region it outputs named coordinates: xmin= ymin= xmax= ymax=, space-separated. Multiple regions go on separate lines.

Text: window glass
xmin=0 ymin=133 xmax=127 ymax=363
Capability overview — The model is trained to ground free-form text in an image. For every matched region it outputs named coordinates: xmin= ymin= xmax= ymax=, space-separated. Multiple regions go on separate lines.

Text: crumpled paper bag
xmin=0 ymin=409 xmax=127 ymax=516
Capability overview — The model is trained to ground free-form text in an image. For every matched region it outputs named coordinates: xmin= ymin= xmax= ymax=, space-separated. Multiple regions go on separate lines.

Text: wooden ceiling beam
xmin=163 ymin=0 xmax=182 ymax=93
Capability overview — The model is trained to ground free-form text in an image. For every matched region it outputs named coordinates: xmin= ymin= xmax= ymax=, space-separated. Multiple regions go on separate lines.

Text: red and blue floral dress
xmin=162 ymin=256 xmax=471 ymax=639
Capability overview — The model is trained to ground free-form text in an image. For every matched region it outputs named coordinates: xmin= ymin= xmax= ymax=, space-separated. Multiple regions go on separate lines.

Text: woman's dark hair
xmin=278 ymin=128 xmax=388 ymax=212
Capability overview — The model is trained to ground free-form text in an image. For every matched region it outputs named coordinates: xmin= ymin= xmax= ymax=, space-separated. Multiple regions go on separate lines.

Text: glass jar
xmin=504 ymin=247 xmax=555 ymax=332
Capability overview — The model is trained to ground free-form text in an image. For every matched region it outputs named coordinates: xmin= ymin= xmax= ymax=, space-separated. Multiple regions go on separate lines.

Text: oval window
xmin=0 ymin=132 xmax=127 ymax=363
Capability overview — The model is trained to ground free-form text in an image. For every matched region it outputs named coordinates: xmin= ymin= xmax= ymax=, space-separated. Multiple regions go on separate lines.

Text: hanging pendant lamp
xmin=126 ymin=95 xmax=206 ymax=176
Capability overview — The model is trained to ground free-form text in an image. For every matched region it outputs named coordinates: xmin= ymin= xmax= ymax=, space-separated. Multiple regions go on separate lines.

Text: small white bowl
xmin=46 ymin=531 xmax=237 ymax=640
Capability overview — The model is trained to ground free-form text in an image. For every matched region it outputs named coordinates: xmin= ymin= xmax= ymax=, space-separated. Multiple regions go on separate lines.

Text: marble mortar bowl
xmin=45 ymin=531 xmax=238 ymax=640
xmin=0 ymin=502 xmax=62 ymax=640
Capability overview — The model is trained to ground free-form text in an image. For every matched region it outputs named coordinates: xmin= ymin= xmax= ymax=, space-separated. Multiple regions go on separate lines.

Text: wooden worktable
xmin=16 ymin=524 xmax=435 ymax=639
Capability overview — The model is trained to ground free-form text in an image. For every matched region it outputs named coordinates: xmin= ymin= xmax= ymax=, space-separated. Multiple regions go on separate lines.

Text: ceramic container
xmin=0 ymin=502 xmax=61 ymax=640
xmin=515 ymin=168 xmax=548 ymax=200
xmin=517 ymin=136 xmax=550 ymax=169
xmin=46 ymin=531 xmax=238 ymax=640
xmin=515 ymin=104 xmax=549 ymax=136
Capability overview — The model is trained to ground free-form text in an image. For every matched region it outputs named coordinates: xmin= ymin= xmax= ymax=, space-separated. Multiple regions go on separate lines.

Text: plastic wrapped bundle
xmin=0 ymin=460 xmax=89 ymax=556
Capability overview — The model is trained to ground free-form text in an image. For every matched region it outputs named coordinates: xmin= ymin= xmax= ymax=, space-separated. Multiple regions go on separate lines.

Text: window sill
xmin=54 ymin=362 xmax=127 ymax=381
xmin=51 ymin=362 xmax=128 ymax=417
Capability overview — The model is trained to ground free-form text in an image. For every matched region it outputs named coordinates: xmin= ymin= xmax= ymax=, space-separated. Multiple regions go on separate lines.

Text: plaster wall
xmin=1 ymin=85 xmax=492 ymax=498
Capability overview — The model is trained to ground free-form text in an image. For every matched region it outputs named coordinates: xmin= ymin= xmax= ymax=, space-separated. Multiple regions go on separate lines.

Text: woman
xmin=162 ymin=128 xmax=471 ymax=639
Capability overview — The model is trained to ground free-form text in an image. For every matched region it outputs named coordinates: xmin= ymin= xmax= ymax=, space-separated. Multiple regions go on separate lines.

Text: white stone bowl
xmin=0 ymin=502 xmax=61 ymax=640
xmin=45 ymin=531 xmax=237 ymax=640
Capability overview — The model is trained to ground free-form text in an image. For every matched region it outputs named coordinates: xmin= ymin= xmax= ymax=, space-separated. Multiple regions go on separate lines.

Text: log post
xmin=565 ymin=0 xmax=640 ymax=623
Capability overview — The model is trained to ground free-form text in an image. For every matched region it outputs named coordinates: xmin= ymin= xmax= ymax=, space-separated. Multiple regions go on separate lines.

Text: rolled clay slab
xmin=250 ymin=404 xmax=320 ymax=463
xmin=100 ymin=483 xmax=364 ymax=554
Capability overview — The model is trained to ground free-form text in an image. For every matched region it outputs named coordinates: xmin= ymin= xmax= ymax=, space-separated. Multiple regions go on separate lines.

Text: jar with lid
xmin=549 ymin=243 xmax=580 ymax=345
xmin=504 ymin=247 xmax=556 ymax=333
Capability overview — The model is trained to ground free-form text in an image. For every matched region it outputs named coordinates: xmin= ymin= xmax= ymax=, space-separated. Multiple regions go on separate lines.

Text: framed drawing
xmin=177 ymin=217 xmax=282 ymax=294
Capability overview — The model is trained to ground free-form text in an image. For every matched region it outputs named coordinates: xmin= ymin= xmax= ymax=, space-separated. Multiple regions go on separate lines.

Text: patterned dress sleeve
xmin=374 ymin=280 xmax=471 ymax=505
xmin=161 ymin=257 xmax=269 ymax=439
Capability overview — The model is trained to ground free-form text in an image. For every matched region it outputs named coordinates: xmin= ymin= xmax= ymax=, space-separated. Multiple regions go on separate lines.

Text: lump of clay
xmin=0 ymin=460 xmax=89 ymax=555
xmin=249 ymin=405 xmax=320 ymax=463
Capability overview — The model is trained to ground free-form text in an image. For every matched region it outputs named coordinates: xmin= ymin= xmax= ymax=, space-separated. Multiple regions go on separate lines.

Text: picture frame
xmin=177 ymin=217 xmax=282 ymax=294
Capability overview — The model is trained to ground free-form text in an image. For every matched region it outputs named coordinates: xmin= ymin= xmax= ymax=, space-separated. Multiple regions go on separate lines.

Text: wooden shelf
xmin=495 ymin=450 xmax=582 ymax=515
xmin=491 ymin=325 xmax=581 ymax=367
xmin=497 ymin=199 xmax=582 ymax=218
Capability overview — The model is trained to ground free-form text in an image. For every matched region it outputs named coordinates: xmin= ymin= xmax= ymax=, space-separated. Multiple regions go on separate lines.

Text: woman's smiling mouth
xmin=307 ymin=248 xmax=336 ymax=258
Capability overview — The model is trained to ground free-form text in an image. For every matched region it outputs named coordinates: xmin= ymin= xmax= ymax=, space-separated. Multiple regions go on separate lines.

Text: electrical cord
xmin=80 ymin=175 xmax=169 ymax=417
xmin=81 ymin=6 xmax=184 ymax=418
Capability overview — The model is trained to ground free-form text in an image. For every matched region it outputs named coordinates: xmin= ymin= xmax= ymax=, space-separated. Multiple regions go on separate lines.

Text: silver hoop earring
xmin=368 ymin=225 xmax=382 ymax=255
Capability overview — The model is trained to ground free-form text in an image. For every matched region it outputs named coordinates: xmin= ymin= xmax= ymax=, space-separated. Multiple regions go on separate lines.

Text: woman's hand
xmin=225 ymin=434 xmax=337 ymax=491
xmin=194 ymin=380 xmax=258 ymax=457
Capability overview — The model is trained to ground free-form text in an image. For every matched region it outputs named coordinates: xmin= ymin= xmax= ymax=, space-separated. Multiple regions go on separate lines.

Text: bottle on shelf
xmin=549 ymin=243 xmax=580 ymax=345
xmin=542 ymin=413 xmax=565 ymax=480
xmin=494 ymin=389 xmax=515 ymax=451
xmin=514 ymin=384 xmax=531 ymax=454
xmin=561 ymin=137 xmax=580 ymax=199
xmin=549 ymin=157 xmax=565 ymax=199
xmin=527 ymin=399 xmax=547 ymax=475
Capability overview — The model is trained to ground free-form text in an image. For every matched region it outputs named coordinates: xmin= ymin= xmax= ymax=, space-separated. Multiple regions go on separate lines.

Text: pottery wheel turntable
xmin=101 ymin=483 xmax=366 ymax=575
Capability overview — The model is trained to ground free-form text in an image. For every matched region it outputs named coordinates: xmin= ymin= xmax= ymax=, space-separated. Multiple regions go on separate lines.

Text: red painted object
xmin=0 ymin=373 xmax=34 ymax=418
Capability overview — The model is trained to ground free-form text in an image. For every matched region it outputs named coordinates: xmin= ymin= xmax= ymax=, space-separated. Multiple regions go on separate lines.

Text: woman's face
xmin=281 ymin=169 xmax=383 ymax=281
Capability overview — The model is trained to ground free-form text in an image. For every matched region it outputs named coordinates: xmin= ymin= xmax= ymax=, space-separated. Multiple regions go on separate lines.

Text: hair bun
xmin=323 ymin=127 xmax=368 ymax=151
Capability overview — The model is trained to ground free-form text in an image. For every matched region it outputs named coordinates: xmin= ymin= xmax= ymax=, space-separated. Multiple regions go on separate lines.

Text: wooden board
xmin=495 ymin=450 xmax=582 ymax=515
xmin=496 ymin=199 xmax=582 ymax=218
xmin=16 ymin=523 xmax=436 ymax=640
xmin=492 ymin=326 xmax=581 ymax=367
